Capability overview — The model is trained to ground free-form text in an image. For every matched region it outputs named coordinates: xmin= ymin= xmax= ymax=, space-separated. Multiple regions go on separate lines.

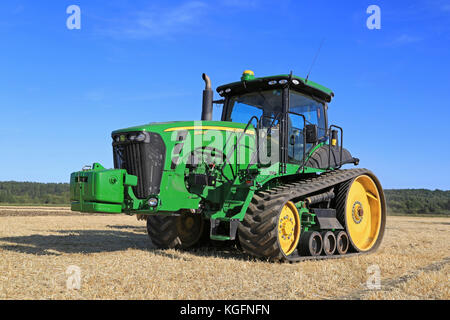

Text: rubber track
xmin=238 ymin=168 xmax=376 ymax=262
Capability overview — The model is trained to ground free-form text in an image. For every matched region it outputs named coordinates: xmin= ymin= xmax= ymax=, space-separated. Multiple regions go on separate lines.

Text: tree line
xmin=0 ymin=181 xmax=69 ymax=205
xmin=0 ymin=181 xmax=449 ymax=215
xmin=384 ymin=189 xmax=450 ymax=215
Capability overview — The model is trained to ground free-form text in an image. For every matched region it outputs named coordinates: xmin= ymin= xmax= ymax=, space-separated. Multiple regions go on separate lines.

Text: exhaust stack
xmin=201 ymin=73 xmax=213 ymax=121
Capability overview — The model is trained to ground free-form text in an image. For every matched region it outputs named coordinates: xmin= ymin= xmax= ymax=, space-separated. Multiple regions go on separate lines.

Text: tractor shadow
xmin=0 ymin=224 xmax=256 ymax=261
xmin=0 ymin=227 xmax=150 ymax=256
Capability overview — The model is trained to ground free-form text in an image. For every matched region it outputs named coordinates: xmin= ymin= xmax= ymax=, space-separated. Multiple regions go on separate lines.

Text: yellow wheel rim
xmin=278 ymin=201 xmax=301 ymax=256
xmin=346 ymin=175 xmax=382 ymax=251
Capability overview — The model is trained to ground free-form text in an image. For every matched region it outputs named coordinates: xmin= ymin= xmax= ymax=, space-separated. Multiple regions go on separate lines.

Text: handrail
xmin=222 ymin=116 xmax=259 ymax=181
xmin=328 ymin=124 xmax=343 ymax=170
xmin=246 ymin=113 xmax=282 ymax=172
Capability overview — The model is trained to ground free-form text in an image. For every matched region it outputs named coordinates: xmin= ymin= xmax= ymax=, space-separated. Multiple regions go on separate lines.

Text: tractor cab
xmin=217 ymin=70 xmax=333 ymax=167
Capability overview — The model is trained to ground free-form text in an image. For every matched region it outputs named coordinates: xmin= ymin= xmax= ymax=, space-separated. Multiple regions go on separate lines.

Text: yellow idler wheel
xmin=337 ymin=174 xmax=386 ymax=252
xmin=277 ymin=201 xmax=301 ymax=256
xmin=238 ymin=193 xmax=302 ymax=261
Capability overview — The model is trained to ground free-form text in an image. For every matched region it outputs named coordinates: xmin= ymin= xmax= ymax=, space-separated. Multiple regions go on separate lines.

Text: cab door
xmin=286 ymin=90 xmax=327 ymax=165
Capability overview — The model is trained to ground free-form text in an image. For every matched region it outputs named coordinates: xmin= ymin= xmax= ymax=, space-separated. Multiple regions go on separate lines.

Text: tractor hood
xmin=112 ymin=120 xmax=255 ymax=137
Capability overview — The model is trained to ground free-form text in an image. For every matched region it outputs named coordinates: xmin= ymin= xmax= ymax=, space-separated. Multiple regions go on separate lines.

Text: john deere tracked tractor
xmin=70 ymin=70 xmax=386 ymax=262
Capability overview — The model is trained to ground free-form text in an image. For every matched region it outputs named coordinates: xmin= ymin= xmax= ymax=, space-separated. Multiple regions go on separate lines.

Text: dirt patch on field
xmin=0 ymin=211 xmax=448 ymax=300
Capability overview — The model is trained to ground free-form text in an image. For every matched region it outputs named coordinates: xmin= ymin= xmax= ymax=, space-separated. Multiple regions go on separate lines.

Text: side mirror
xmin=305 ymin=124 xmax=318 ymax=144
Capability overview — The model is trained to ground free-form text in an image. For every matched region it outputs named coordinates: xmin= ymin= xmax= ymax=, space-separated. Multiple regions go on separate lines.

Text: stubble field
xmin=0 ymin=206 xmax=448 ymax=300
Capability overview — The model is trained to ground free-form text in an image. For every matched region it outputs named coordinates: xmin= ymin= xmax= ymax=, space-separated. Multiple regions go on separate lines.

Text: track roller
xmin=334 ymin=230 xmax=349 ymax=255
xmin=299 ymin=231 xmax=323 ymax=256
xmin=321 ymin=231 xmax=337 ymax=256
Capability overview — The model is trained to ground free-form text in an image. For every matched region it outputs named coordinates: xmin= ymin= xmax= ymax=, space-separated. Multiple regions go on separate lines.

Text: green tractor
xmin=70 ymin=70 xmax=386 ymax=262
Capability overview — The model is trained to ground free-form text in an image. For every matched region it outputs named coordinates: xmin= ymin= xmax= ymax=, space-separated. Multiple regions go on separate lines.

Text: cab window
xmin=288 ymin=91 xmax=326 ymax=164
xmin=289 ymin=91 xmax=326 ymax=138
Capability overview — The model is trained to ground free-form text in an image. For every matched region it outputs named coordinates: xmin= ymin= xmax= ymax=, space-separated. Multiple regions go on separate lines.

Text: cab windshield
xmin=226 ymin=89 xmax=282 ymax=126
xmin=225 ymin=89 xmax=325 ymax=133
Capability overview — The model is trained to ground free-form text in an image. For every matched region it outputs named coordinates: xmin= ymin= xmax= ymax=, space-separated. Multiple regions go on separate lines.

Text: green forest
xmin=384 ymin=189 xmax=450 ymax=215
xmin=0 ymin=181 xmax=449 ymax=215
xmin=0 ymin=181 xmax=69 ymax=206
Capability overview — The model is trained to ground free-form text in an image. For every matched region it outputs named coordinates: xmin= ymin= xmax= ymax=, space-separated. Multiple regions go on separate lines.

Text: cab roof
xmin=216 ymin=73 xmax=334 ymax=103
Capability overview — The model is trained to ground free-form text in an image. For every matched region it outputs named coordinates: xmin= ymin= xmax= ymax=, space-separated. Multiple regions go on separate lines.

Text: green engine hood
xmin=112 ymin=120 xmax=255 ymax=136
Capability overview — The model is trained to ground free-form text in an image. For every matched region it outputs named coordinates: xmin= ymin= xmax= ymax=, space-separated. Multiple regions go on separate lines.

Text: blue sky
xmin=0 ymin=0 xmax=449 ymax=189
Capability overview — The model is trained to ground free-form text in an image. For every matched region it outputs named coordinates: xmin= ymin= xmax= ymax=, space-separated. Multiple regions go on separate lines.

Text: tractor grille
xmin=112 ymin=132 xmax=166 ymax=199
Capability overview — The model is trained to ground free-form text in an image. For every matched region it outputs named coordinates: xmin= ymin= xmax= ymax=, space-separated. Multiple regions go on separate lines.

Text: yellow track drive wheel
xmin=277 ymin=201 xmax=301 ymax=257
xmin=147 ymin=214 xmax=207 ymax=249
xmin=336 ymin=174 xmax=386 ymax=252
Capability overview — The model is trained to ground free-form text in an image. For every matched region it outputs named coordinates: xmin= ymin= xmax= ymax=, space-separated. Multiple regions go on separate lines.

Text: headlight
xmin=148 ymin=198 xmax=158 ymax=207
xmin=135 ymin=133 xmax=146 ymax=142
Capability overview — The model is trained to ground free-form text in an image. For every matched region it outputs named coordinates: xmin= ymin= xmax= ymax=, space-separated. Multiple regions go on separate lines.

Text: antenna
xmin=305 ymin=38 xmax=325 ymax=83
